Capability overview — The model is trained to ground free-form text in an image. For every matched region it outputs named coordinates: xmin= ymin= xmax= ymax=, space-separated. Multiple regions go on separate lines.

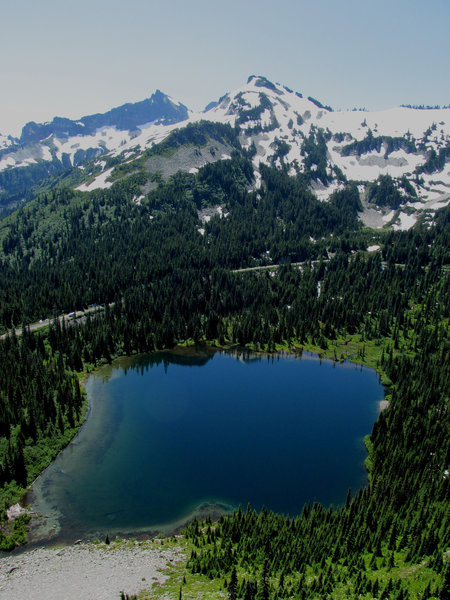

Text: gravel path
xmin=0 ymin=541 xmax=180 ymax=600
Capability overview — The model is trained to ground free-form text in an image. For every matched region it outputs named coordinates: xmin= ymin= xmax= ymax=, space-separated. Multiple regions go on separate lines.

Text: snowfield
xmin=1 ymin=75 xmax=449 ymax=224
xmin=76 ymin=168 xmax=114 ymax=191
xmin=393 ymin=212 xmax=418 ymax=231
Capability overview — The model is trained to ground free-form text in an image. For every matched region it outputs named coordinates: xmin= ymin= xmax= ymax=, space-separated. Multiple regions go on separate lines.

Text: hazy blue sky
xmin=1 ymin=0 xmax=449 ymax=136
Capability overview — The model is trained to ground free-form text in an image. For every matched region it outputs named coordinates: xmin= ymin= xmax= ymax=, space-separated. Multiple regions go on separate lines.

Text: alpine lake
xmin=27 ymin=347 xmax=384 ymax=543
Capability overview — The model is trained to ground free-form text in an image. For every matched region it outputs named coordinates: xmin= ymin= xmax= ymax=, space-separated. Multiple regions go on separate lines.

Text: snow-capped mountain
xmin=1 ymin=76 xmax=449 ymax=228
xmin=19 ymin=90 xmax=189 ymax=145
xmin=0 ymin=133 xmax=14 ymax=151
xmin=194 ymin=75 xmax=450 ymax=228
xmin=204 ymin=76 xmax=449 ymax=186
xmin=0 ymin=90 xmax=189 ymax=179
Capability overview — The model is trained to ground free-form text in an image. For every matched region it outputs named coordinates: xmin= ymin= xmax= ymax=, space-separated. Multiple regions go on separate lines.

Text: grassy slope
xmin=112 ymin=533 xmax=442 ymax=600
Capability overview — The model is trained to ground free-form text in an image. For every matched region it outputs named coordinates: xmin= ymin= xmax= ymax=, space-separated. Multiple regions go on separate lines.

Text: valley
xmin=0 ymin=76 xmax=448 ymax=600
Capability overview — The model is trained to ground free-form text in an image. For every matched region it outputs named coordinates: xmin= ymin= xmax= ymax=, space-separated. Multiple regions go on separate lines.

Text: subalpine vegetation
xmin=183 ymin=335 xmax=448 ymax=599
xmin=0 ymin=154 xmax=448 ymax=597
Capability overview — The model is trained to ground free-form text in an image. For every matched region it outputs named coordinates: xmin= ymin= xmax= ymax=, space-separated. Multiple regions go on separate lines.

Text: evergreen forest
xmin=0 ymin=141 xmax=448 ymax=599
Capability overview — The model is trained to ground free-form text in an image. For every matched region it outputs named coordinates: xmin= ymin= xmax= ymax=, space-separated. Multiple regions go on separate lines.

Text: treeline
xmin=0 ymin=326 xmax=85 ymax=549
xmin=401 ymin=104 xmax=450 ymax=110
xmin=0 ymin=206 xmax=447 ymax=501
xmin=416 ymin=142 xmax=450 ymax=176
xmin=146 ymin=121 xmax=242 ymax=157
xmin=0 ymin=161 xmax=365 ymax=329
xmin=341 ymin=130 xmax=417 ymax=159
xmin=0 ymin=158 xmax=72 ymax=215
xmin=182 ymin=256 xmax=449 ymax=598
xmin=34 ymin=210 xmax=448 ymax=372
xmin=367 ymin=174 xmax=417 ymax=209
xmin=0 ymin=150 xmax=448 ymax=595
xmin=183 ymin=335 xmax=449 ymax=599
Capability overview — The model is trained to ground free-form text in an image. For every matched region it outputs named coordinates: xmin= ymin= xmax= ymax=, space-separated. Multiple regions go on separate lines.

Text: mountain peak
xmin=246 ymin=75 xmax=283 ymax=94
xmin=19 ymin=91 xmax=189 ymax=144
xmin=2 ymin=77 xmax=450 ymax=227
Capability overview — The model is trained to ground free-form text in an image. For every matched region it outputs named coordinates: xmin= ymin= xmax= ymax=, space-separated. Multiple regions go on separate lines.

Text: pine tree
xmin=440 ymin=564 xmax=450 ymax=600
xmin=228 ymin=566 xmax=238 ymax=600
xmin=258 ymin=558 xmax=270 ymax=600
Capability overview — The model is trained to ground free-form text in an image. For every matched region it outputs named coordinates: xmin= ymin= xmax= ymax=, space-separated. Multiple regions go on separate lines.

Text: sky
xmin=1 ymin=0 xmax=449 ymax=137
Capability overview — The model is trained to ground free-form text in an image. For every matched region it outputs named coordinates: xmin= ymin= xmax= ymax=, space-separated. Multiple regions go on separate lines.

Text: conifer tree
xmin=228 ymin=566 xmax=238 ymax=600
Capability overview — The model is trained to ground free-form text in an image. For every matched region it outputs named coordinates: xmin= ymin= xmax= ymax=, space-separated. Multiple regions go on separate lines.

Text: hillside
xmin=0 ymin=77 xmax=448 ymax=600
xmin=1 ymin=76 xmax=449 ymax=229
xmin=65 ymin=76 xmax=450 ymax=231
xmin=0 ymin=91 xmax=189 ymax=214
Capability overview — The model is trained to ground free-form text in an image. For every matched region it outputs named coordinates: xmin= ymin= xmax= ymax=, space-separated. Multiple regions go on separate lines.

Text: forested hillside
xmin=0 ymin=148 xmax=448 ymax=598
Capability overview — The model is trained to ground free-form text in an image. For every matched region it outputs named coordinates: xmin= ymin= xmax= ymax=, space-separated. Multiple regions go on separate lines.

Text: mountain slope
xmin=73 ymin=75 xmax=450 ymax=230
xmin=19 ymin=89 xmax=188 ymax=145
xmin=1 ymin=75 xmax=449 ymax=229
xmin=0 ymin=82 xmax=448 ymax=598
xmin=0 ymin=91 xmax=189 ymax=213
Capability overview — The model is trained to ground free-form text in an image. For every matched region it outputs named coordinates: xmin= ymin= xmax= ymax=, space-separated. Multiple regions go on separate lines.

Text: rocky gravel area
xmin=0 ymin=541 xmax=179 ymax=600
xmin=142 ymin=139 xmax=234 ymax=194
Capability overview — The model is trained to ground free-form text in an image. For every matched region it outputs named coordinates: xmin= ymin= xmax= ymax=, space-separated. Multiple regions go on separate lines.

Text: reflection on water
xmin=27 ymin=348 xmax=383 ymax=544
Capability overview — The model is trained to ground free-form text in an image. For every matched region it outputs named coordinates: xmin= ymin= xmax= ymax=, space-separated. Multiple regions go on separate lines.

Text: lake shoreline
xmin=12 ymin=341 xmax=386 ymax=550
xmin=22 ymin=497 xmax=233 ymax=549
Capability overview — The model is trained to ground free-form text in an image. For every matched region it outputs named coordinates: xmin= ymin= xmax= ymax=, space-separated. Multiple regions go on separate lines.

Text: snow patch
xmin=382 ymin=210 xmax=397 ymax=224
xmin=76 ymin=168 xmax=115 ymax=191
xmin=198 ymin=204 xmax=227 ymax=224
xmin=310 ymin=181 xmax=344 ymax=202
xmin=393 ymin=212 xmax=417 ymax=231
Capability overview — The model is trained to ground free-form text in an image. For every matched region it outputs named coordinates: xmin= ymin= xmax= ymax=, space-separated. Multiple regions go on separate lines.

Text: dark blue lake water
xmin=29 ymin=349 xmax=383 ymax=541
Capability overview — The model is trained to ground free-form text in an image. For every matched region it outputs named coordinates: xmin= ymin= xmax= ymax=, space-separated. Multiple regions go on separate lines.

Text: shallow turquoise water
xmin=29 ymin=349 xmax=383 ymax=539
